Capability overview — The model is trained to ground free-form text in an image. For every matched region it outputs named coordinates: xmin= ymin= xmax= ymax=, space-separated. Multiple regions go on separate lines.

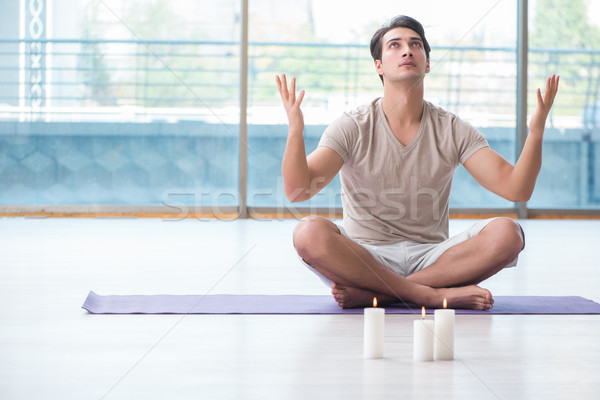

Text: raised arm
xmin=276 ymin=74 xmax=343 ymax=203
xmin=463 ymin=74 xmax=560 ymax=202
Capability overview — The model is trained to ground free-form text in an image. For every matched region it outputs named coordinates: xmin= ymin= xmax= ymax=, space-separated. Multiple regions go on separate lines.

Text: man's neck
xmin=381 ymin=80 xmax=424 ymax=126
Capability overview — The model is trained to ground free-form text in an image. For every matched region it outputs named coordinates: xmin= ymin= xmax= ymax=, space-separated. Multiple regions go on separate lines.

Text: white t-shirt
xmin=318 ymin=98 xmax=489 ymax=245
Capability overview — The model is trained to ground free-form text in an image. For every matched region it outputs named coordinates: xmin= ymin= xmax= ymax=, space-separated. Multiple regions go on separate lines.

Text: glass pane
xmin=527 ymin=0 xmax=600 ymax=209
xmin=247 ymin=0 xmax=516 ymax=210
xmin=0 ymin=0 xmax=240 ymax=209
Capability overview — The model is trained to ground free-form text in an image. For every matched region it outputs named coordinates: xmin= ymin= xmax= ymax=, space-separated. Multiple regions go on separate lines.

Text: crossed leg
xmin=406 ymin=217 xmax=524 ymax=288
xmin=293 ymin=216 xmax=524 ymax=310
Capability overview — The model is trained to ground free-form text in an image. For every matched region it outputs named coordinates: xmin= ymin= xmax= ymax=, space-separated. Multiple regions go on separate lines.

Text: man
xmin=276 ymin=15 xmax=559 ymax=310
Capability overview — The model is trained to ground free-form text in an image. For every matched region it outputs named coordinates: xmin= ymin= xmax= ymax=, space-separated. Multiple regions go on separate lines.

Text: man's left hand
xmin=529 ymin=74 xmax=560 ymax=135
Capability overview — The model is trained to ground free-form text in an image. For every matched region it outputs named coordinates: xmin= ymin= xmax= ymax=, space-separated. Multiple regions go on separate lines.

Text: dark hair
xmin=370 ymin=15 xmax=431 ymax=83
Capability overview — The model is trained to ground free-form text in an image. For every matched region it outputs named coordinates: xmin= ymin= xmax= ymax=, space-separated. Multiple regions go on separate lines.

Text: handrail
xmin=0 ymin=38 xmax=598 ymax=126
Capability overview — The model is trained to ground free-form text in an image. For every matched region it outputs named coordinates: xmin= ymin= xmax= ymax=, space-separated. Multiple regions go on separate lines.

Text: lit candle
xmin=434 ymin=298 xmax=455 ymax=361
xmin=364 ymin=297 xmax=385 ymax=359
xmin=413 ymin=306 xmax=434 ymax=361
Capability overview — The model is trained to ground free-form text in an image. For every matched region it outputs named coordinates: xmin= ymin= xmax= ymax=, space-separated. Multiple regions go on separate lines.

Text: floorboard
xmin=0 ymin=217 xmax=599 ymax=399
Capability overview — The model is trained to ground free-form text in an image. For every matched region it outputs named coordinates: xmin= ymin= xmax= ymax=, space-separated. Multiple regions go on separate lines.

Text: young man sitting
xmin=276 ymin=15 xmax=559 ymax=310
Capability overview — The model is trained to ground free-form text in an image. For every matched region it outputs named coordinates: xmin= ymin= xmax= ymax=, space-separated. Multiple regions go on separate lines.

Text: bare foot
xmin=433 ymin=285 xmax=494 ymax=310
xmin=331 ymin=282 xmax=395 ymax=309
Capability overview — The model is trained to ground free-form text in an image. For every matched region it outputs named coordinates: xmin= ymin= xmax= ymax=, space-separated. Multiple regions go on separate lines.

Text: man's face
xmin=375 ymin=27 xmax=430 ymax=84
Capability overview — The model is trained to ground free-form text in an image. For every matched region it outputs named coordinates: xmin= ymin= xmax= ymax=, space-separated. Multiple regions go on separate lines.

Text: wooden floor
xmin=0 ymin=217 xmax=599 ymax=399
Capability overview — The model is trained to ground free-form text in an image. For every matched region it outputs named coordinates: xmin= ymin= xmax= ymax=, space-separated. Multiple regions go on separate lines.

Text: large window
xmin=0 ymin=0 xmax=240 ymax=213
xmin=246 ymin=0 xmax=517 ymax=212
xmin=527 ymin=0 xmax=600 ymax=210
xmin=0 ymin=0 xmax=599 ymax=215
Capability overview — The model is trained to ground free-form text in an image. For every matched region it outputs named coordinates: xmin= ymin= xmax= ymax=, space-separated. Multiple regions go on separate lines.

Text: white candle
xmin=364 ymin=297 xmax=385 ymax=359
xmin=413 ymin=306 xmax=434 ymax=361
xmin=434 ymin=298 xmax=455 ymax=361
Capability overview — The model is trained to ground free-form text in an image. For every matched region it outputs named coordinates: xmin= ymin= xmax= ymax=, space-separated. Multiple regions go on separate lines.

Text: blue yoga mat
xmin=82 ymin=291 xmax=600 ymax=315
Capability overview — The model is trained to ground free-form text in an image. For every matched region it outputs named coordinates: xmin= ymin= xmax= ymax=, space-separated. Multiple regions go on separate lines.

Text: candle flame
xmin=421 ymin=306 xmax=426 ymax=318
xmin=443 ymin=298 xmax=448 ymax=309
xmin=373 ymin=297 xmax=378 ymax=308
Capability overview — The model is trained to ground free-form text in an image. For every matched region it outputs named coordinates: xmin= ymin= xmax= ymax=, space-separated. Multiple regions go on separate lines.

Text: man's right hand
xmin=276 ymin=74 xmax=305 ymax=135
xmin=277 ymin=74 xmax=343 ymax=203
